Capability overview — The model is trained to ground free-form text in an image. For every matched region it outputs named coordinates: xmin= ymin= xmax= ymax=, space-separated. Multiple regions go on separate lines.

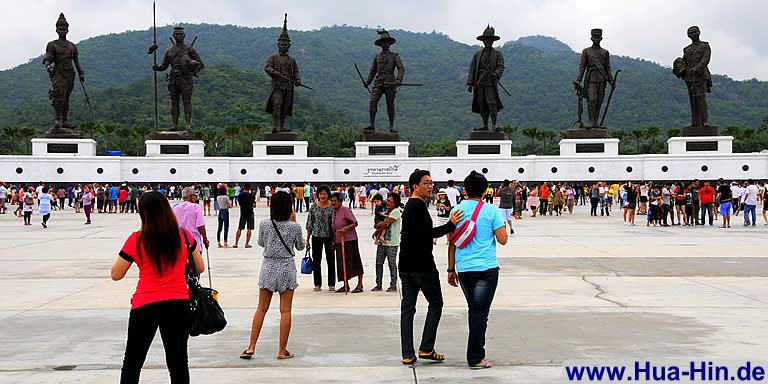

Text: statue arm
xmin=395 ymin=54 xmax=404 ymax=82
xmin=189 ymin=48 xmax=205 ymax=72
xmin=575 ymin=50 xmax=587 ymax=83
xmin=605 ymin=51 xmax=614 ymax=83
xmin=43 ymin=42 xmax=55 ymax=67
xmin=494 ymin=51 xmax=504 ymax=80
xmin=264 ymin=55 xmax=275 ymax=77
xmin=293 ymin=58 xmax=301 ymax=83
xmin=366 ymin=56 xmax=377 ymax=84
xmin=73 ymin=44 xmax=85 ymax=79
xmin=467 ymin=52 xmax=477 ymax=85
xmin=694 ymin=44 xmax=711 ymax=73
xmin=154 ymin=50 xmax=170 ymax=71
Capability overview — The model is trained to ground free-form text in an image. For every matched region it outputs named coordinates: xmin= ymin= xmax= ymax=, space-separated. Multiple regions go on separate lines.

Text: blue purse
xmin=300 ymin=249 xmax=313 ymax=275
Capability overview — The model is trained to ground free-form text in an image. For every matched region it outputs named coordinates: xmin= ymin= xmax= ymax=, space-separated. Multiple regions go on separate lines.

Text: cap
xmin=438 ymin=188 xmax=447 ymax=194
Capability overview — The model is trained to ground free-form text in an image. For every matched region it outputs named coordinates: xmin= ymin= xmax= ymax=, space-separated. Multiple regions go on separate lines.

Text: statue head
xmin=55 ymin=13 xmax=69 ymax=39
xmin=277 ymin=13 xmax=291 ymax=54
xmin=687 ymin=26 xmax=700 ymax=41
xmin=590 ymin=28 xmax=603 ymax=45
xmin=375 ymin=29 xmax=396 ymax=50
xmin=477 ymin=25 xmax=500 ymax=47
xmin=173 ymin=26 xmax=186 ymax=44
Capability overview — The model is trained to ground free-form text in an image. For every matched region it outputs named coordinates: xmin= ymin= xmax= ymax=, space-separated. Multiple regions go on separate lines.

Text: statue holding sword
xmin=467 ymin=25 xmax=507 ymax=132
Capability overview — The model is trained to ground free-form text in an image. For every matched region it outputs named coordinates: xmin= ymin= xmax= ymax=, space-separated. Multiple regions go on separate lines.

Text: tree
xmin=538 ymin=129 xmax=557 ymax=153
xmin=611 ymin=130 xmax=628 ymax=153
xmin=723 ymin=125 xmax=742 ymax=138
xmin=97 ymin=123 xmax=118 ymax=154
xmin=133 ymin=125 xmax=153 ymax=155
xmin=223 ymin=125 xmax=241 ymax=156
xmin=115 ymin=126 xmax=134 ymax=154
xmin=645 ymin=126 xmax=661 ymax=153
xmin=666 ymin=128 xmax=681 ymax=139
xmin=241 ymin=121 xmax=262 ymax=154
xmin=521 ymin=127 xmax=539 ymax=154
xmin=80 ymin=120 xmax=98 ymax=140
xmin=2 ymin=127 xmax=20 ymax=154
xmin=17 ymin=127 xmax=36 ymax=154
xmin=630 ymin=128 xmax=645 ymax=153
xmin=498 ymin=124 xmax=518 ymax=141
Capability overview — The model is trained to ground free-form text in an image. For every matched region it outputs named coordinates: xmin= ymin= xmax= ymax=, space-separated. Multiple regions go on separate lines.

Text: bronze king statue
xmin=573 ymin=28 xmax=616 ymax=129
xmin=673 ymin=26 xmax=714 ymax=135
xmin=363 ymin=29 xmax=405 ymax=134
xmin=152 ymin=26 xmax=204 ymax=136
xmin=264 ymin=14 xmax=302 ymax=136
xmin=43 ymin=13 xmax=86 ymax=138
xmin=467 ymin=25 xmax=505 ymax=134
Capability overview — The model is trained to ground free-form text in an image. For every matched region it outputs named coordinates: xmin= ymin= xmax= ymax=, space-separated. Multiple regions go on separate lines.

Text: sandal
xmin=240 ymin=350 xmax=254 ymax=359
xmin=335 ymin=286 xmax=349 ymax=293
xmin=277 ymin=350 xmax=294 ymax=360
xmin=232 ymin=244 xmax=238 ymax=248
xmin=313 ymin=286 xmax=321 ymax=292
xmin=245 ymin=244 xmax=252 ymax=248
xmin=351 ymin=287 xmax=364 ymax=294
xmin=469 ymin=360 xmax=494 ymax=370
xmin=402 ymin=356 xmax=417 ymax=365
xmin=418 ymin=350 xmax=446 ymax=362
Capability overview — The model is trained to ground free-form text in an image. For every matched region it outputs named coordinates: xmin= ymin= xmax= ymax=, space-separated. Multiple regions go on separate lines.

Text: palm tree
xmin=134 ymin=125 xmax=153 ymax=155
xmin=723 ymin=125 xmax=742 ymax=138
xmin=80 ymin=120 xmax=98 ymax=140
xmin=203 ymin=130 xmax=226 ymax=156
xmin=521 ymin=127 xmax=539 ymax=154
xmin=16 ymin=127 xmax=37 ymax=154
xmin=630 ymin=128 xmax=645 ymax=153
xmin=2 ymin=127 xmax=21 ymax=154
xmin=115 ymin=126 xmax=134 ymax=154
xmin=645 ymin=126 xmax=661 ymax=153
xmin=611 ymin=130 xmax=628 ymax=154
xmin=666 ymin=128 xmax=681 ymax=139
xmin=498 ymin=124 xmax=518 ymax=140
xmin=241 ymin=121 xmax=262 ymax=154
xmin=223 ymin=125 xmax=240 ymax=155
xmin=538 ymin=129 xmax=557 ymax=153
xmin=97 ymin=123 xmax=118 ymax=154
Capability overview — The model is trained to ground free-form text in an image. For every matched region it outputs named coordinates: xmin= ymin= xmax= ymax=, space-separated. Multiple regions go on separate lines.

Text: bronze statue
xmin=43 ymin=13 xmax=86 ymax=137
xmin=467 ymin=25 xmax=505 ymax=132
xmin=573 ymin=28 xmax=615 ymax=128
xmin=152 ymin=26 xmax=204 ymax=132
xmin=673 ymin=26 xmax=712 ymax=128
xmin=265 ymin=14 xmax=301 ymax=133
xmin=363 ymin=30 xmax=404 ymax=133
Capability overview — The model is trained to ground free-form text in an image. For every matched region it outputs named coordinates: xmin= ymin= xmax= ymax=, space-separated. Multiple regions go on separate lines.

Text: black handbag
xmin=182 ymin=230 xmax=227 ymax=337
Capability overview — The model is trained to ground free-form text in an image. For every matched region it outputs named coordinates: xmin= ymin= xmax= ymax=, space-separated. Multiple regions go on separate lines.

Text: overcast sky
xmin=2 ymin=0 xmax=766 ymax=80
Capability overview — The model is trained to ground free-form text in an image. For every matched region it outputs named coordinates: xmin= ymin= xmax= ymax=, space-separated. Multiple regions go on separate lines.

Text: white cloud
xmin=1 ymin=0 xmax=766 ymax=80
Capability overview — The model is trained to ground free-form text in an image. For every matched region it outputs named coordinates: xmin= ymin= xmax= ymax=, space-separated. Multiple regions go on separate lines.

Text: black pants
xmin=23 ymin=211 xmax=31 ymax=224
xmin=121 ymin=300 xmax=190 ymax=384
xmin=539 ymin=200 xmax=548 ymax=215
xmin=590 ymin=197 xmax=599 ymax=216
xmin=217 ymin=209 xmax=229 ymax=242
xmin=42 ymin=213 xmax=50 ymax=225
xmin=58 ymin=199 xmax=65 ymax=210
xmin=311 ymin=236 xmax=336 ymax=288
xmin=662 ymin=204 xmax=671 ymax=225
xmin=130 ymin=199 xmax=137 ymax=213
xmin=458 ymin=268 xmax=499 ymax=365
xmin=400 ymin=270 xmax=443 ymax=359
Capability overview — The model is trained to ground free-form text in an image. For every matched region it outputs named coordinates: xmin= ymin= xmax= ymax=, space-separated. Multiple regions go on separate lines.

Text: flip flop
xmin=240 ymin=350 xmax=254 ymax=359
xmin=402 ymin=356 xmax=417 ymax=365
xmin=277 ymin=350 xmax=294 ymax=360
xmin=245 ymin=244 xmax=253 ymax=248
xmin=469 ymin=360 xmax=494 ymax=370
xmin=418 ymin=350 xmax=446 ymax=362
xmin=351 ymin=287 xmax=364 ymax=294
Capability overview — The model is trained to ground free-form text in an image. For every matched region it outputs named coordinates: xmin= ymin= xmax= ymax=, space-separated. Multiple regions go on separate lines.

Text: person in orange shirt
xmin=539 ymin=182 xmax=550 ymax=215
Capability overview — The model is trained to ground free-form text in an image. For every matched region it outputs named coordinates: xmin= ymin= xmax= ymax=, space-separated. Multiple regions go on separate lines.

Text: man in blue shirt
xmin=448 ymin=170 xmax=507 ymax=369
xmin=108 ymin=184 xmax=119 ymax=213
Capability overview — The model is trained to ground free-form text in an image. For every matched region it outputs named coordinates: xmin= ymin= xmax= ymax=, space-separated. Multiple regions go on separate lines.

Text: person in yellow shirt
xmin=294 ymin=185 xmax=305 ymax=212
xmin=609 ymin=183 xmax=620 ymax=207
xmin=484 ymin=186 xmax=494 ymax=203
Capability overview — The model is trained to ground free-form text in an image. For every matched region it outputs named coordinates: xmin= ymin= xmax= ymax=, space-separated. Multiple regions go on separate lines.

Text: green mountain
xmin=1 ymin=24 xmax=767 ymax=154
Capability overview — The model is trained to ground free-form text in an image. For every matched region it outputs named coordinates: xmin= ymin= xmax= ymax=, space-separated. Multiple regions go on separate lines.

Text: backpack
xmin=23 ymin=194 xmax=33 ymax=206
xmin=449 ymin=201 xmax=484 ymax=249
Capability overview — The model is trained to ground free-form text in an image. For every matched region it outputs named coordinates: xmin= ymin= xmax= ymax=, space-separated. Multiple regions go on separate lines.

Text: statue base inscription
xmin=355 ymin=141 xmax=409 ymax=158
xmin=31 ymin=138 xmax=96 ymax=157
xmin=145 ymin=140 xmax=205 ymax=157
xmin=252 ymin=140 xmax=308 ymax=158
xmin=456 ymin=140 xmax=512 ymax=158
xmin=559 ymin=138 xmax=619 ymax=156
xmin=667 ymin=136 xmax=732 ymax=155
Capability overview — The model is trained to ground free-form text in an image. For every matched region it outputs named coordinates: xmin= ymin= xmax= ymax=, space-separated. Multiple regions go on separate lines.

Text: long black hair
xmin=137 ymin=191 xmax=181 ymax=275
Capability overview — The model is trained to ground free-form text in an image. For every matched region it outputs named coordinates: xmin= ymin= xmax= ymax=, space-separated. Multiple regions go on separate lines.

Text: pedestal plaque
xmin=559 ymin=138 xmax=619 ymax=156
xmin=145 ymin=140 xmax=205 ymax=157
xmin=456 ymin=140 xmax=512 ymax=158
xmin=355 ymin=142 xmax=409 ymax=158
xmin=252 ymin=141 xmax=308 ymax=158
xmin=31 ymin=138 xmax=97 ymax=156
xmin=667 ymin=136 xmax=733 ymax=155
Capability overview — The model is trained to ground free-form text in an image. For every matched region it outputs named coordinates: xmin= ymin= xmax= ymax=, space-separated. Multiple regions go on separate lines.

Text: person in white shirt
xmin=731 ymin=182 xmax=743 ymax=216
xmin=378 ymin=186 xmax=389 ymax=201
xmin=358 ymin=185 xmax=367 ymax=209
xmin=444 ymin=180 xmax=461 ymax=207
xmin=0 ymin=184 xmax=7 ymax=214
xmin=265 ymin=185 xmax=272 ymax=207
xmin=639 ymin=182 xmax=649 ymax=215
xmin=742 ymin=179 xmax=759 ymax=226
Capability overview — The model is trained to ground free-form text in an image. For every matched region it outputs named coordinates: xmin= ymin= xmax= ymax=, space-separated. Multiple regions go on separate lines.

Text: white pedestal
xmin=559 ymin=138 xmax=620 ymax=156
xmin=355 ymin=141 xmax=409 ymax=158
xmin=667 ymin=136 xmax=733 ymax=155
xmin=252 ymin=141 xmax=308 ymax=158
xmin=31 ymin=138 xmax=97 ymax=156
xmin=145 ymin=140 xmax=205 ymax=157
xmin=456 ymin=140 xmax=512 ymax=158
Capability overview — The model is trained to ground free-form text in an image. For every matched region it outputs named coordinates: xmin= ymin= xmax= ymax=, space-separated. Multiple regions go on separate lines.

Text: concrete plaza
xmin=1 ymin=201 xmax=767 ymax=383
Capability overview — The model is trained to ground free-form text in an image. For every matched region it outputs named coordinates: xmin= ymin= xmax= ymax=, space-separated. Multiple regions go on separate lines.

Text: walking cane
xmin=340 ymin=236 xmax=348 ymax=295
xmin=205 ymin=243 xmax=212 ymax=287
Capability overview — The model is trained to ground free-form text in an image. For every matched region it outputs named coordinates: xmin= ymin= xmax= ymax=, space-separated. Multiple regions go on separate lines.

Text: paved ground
xmin=1 ymin=200 xmax=767 ymax=383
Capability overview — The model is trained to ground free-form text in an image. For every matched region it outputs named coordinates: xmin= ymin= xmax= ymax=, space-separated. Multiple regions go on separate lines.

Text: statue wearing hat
xmin=467 ymin=25 xmax=505 ymax=132
xmin=364 ymin=29 xmax=405 ymax=133
xmin=673 ymin=26 xmax=712 ymax=131
xmin=152 ymin=26 xmax=205 ymax=134
xmin=265 ymin=14 xmax=301 ymax=134
xmin=43 ymin=13 xmax=86 ymax=137
xmin=573 ymin=28 xmax=615 ymax=129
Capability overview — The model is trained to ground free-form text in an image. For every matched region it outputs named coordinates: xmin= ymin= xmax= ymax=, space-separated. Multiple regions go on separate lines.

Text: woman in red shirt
xmin=118 ymin=186 xmax=129 ymax=213
xmin=111 ymin=191 xmax=205 ymax=383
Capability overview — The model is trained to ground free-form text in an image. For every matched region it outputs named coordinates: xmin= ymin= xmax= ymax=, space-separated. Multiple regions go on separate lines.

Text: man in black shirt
xmin=715 ymin=179 xmax=732 ymax=228
xmin=399 ymin=170 xmax=463 ymax=365
xmin=234 ymin=184 xmax=257 ymax=248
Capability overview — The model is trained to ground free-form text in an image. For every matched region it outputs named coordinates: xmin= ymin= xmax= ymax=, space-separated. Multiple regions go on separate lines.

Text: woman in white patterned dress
xmin=241 ymin=191 xmax=304 ymax=360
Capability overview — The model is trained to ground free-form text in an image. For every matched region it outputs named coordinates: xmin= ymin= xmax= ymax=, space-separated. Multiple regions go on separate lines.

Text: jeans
xmin=458 ymin=268 xmax=499 ymax=365
xmin=539 ymin=199 xmax=548 ymax=215
xmin=744 ymin=204 xmax=757 ymax=225
xmin=375 ymin=245 xmax=398 ymax=289
xmin=217 ymin=209 xmax=229 ymax=242
xmin=295 ymin=198 xmax=303 ymax=213
xmin=120 ymin=300 xmax=190 ymax=384
xmin=701 ymin=202 xmax=714 ymax=225
xmin=311 ymin=235 xmax=336 ymax=287
xmin=400 ymin=270 xmax=443 ymax=359
xmin=84 ymin=204 xmax=92 ymax=223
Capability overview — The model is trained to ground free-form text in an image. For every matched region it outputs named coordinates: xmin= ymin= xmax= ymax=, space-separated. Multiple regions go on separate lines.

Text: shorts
xmin=626 ymin=203 xmax=636 ymax=209
xmin=500 ymin=208 xmax=513 ymax=221
xmin=640 ymin=196 xmax=648 ymax=203
xmin=238 ymin=214 xmax=255 ymax=230
xmin=675 ymin=200 xmax=685 ymax=206
xmin=719 ymin=201 xmax=732 ymax=216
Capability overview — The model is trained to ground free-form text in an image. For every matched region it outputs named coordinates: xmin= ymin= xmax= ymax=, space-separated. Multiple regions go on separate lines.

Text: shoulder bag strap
xmin=271 ymin=219 xmax=295 ymax=257
xmin=470 ymin=201 xmax=484 ymax=222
